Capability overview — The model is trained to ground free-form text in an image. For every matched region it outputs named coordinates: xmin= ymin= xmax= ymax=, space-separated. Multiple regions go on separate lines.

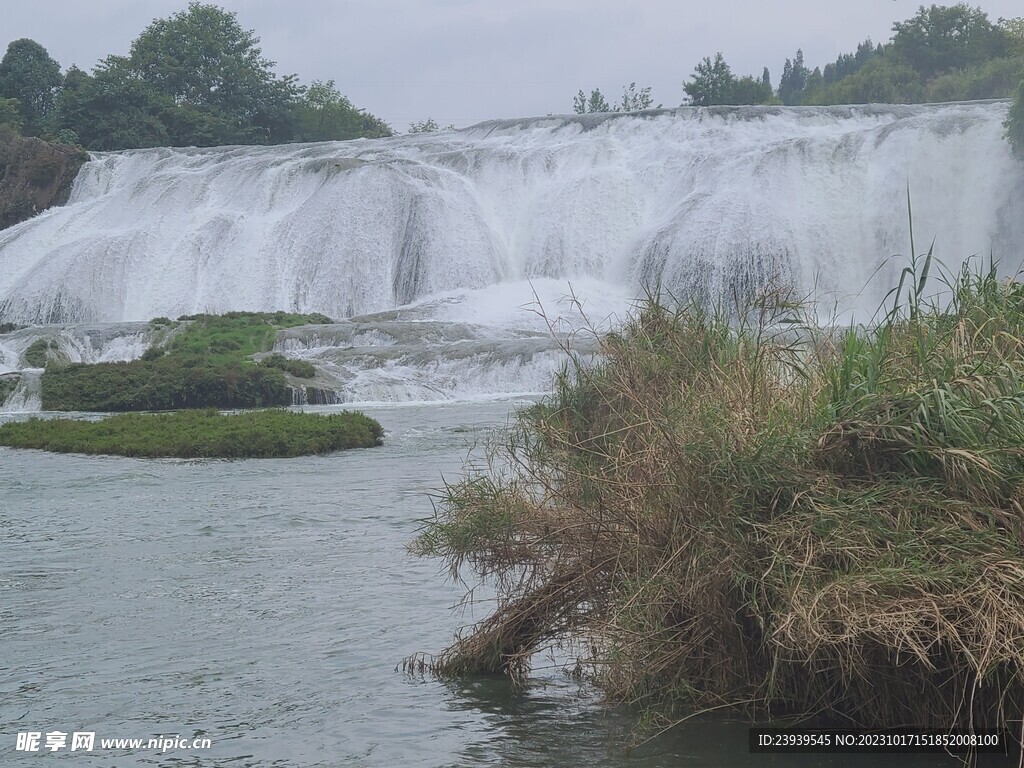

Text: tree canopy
xmin=778 ymin=49 xmax=810 ymax=105
xmin=891 ymin=3 xmax=1008 ymax=78
xmin=1 ymin=2 xmax=391 ymax=150
xmin=569 ymin=3 xmax=1024 ymax=140
xmin=0 ymin=39 xmax=62 ymax=134
xmin=121 ymin=2 xmax=301 ymax=145
xmin=55 ymin=62 xmax=169 ymax=150
xmin=683 ymin=53 xmax=774 ymax=106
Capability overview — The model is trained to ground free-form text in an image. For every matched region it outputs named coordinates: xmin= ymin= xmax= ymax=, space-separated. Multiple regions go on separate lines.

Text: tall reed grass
xmin=410 ymin=253 xmax=1024 ymax=742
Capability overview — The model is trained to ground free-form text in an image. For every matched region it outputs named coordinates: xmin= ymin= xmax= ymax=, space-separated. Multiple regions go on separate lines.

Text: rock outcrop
xmin=0 ymin=135 xmax=89 ymax=230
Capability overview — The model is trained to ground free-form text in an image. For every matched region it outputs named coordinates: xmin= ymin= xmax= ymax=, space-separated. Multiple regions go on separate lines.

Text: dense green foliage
xmin=414 ymin=260 xmax=1024 ymax=737
xmin=683 ymin=53 xmax=775 ymax=106
xmin=41 ymin=311 xmax=330 ymax=411
xmin=0 ymin=96 xmax=22 ymax=134
xmin=566 ymin=3 xmax=1024 ymax=151
xmin=296 ymin=80 xmax=391 ymax=142
xmin=0 ymin=3 xmax=391 ymax=150
xmin=260 ymin=354 xmax=315 ymax=379
xmin=0 ymin=39 xmax=61 ymax=135
xmin=43 ymin=357 xmax=291 ymax=411
xmin=1010 ymin=81 xmax=1024 ymax=156
xmin=0 ymin=376 xmax=16 ymax=405
xmin=23 ymin=337 xmax=59 ymax=367
xmin=681 ymin=5 xmax=1023 ymax=109
xmin=0 ymin=408 xmax=383 ymax=458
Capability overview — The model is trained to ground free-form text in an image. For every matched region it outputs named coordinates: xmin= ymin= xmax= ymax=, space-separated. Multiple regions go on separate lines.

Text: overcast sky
xmin=3 ymin=1 xmax=1023 ymax=130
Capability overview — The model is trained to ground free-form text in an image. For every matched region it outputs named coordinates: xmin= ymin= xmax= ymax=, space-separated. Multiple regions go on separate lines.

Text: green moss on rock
xmin=41 ymin=312 xmax=330 ymax=411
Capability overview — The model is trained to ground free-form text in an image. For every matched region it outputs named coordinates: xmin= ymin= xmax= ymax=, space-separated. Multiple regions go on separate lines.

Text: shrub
xmin=0 ymin=376 xmax=16 ymax=405
xmin=260 ymin=353 xmax=316 ymax=379
xmin=42 ymin=357 xmax=291 ymax=411
xmin=23 ymin=337 xmax=56 ymax=367
xmin=411 ymin=261 xmax=1024 ymax=740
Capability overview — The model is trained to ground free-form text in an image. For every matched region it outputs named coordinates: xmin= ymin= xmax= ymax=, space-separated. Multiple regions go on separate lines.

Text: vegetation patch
xmin=0 ymin=321 xmax=26 ymax=334
xmin=260 ymin=353 xmax=315 ymax=379
xmin=23 ymin=337 xmax=61 ymax=367
xmin=410 ymin=255 xmax=1024 ymax=742
xmin=41 ymin=311 xmax=330 ymax=411
xmin=0 ymin=376 xmax=16 ymax=405
xmin=0 ymin=408 xmax=383 ymax=458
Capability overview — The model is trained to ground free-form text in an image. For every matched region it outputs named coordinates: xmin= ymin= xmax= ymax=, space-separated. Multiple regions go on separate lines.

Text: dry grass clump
xmin=408 ymin=257 xmax=1024 ymax=740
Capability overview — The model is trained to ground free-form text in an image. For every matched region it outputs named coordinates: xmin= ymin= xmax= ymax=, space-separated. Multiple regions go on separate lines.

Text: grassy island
xmin=411 ymin=258 xmax=1024 ymax=744
xmin=41 ymin=311 xmax=330 ymax=411
xmin=0 ymin=408 xmax=382 ymax=458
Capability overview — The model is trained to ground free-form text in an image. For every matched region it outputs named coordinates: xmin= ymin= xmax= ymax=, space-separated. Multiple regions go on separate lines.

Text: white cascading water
xmin=0 ymin=323 xmax=161 ymax=411
xmin=0 ymin=102 xmax=1022 ymax=407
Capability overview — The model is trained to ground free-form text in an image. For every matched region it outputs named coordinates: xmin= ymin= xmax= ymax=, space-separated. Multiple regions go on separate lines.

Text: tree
xmin=48 ymin=2 xmax=389 ymax=149
xmin=574 ymin=85 xmax=657 ymax=113
xmin=588 ymin=89 xmax=611 ymax=113
xmin=572 ymin=90 xmax=587 ymax=114
xmin=0 ymin=96 xmax=22 ymax=141
xmin=54 ymin=61 xmax=168 ymax=150
xmin=572 ymin=88 xmax=611 ymax=113
xmin=819 ymin=57 xmax=925 ymax=104
xmin=891 ymin=4 xmax=1008 ymax=79
xmin=999 ymin=17 xmax=1024 ymax=55
xmin=619 ymin=82 xmax=658 ymax=111
xmin=358 ymin=112 xmax=393 ymax=139
xmin=0 ymin=39 xmax=62 ymax=134
xmin=684 ymin=53 xmax=735 ymax=105
xmin=778 ymin=49 xmax=810 ymax=105
xmin=302 ymin=80 xmax=356 ymax=138
xmin=683 ymin=53 xmax=775 ymax=106
xmin=802 ymin=67 xmax=825 ymax=103
xmin=823 ymin=39 xmax=877 ymax=85
xmin=1007 ymin=82 xmax=1024 ymax=158
xmin=295 ymin=80 xmax=391 ymax=141
xmin=730 ymin=75 xmax=774 ymax=105
xmin=121 ymin=2 xmax=301 ymax=145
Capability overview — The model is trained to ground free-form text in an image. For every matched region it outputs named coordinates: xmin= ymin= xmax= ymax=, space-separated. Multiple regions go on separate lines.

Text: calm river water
xmin=0 ymin=401 xmax=1014 ymax=767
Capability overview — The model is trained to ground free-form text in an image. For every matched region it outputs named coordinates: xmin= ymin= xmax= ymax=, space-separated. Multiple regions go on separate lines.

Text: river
xmin=0 ymin=401 xmax=1014 ymax=766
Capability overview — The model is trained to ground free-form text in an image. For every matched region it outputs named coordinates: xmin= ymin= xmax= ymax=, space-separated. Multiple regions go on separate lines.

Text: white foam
xmin=0 ymin=104 xmax=1018 ymax=325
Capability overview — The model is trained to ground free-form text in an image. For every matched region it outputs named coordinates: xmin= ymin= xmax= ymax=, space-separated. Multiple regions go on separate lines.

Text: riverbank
xmin=0 ymin=408 xmax=383 ymax=458
xmin=413 ymin=260 xmax=1024 ymax=743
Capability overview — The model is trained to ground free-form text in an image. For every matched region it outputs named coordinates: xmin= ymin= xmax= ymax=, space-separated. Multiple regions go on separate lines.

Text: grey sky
xmin=3 ymin=1 xmax=1022 ymax=130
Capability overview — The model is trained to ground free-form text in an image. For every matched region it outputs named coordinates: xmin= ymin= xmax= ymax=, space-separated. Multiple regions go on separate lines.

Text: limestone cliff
xmin=0 ymin=135 xmax=89 ymax=230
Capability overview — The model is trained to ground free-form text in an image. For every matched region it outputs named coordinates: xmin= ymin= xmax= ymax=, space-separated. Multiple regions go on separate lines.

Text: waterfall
xmin=0 ymin=370 xmax=41 ymax=412
xmin=0 ymin=102 xmax=1019 ymax=326
xmin=0 ymin=103 xmax=1022 ymax=408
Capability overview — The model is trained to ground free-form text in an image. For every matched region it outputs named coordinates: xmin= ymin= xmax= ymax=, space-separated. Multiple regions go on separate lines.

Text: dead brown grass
xmin=408 ymin=267 xmax=1024 ymax=748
